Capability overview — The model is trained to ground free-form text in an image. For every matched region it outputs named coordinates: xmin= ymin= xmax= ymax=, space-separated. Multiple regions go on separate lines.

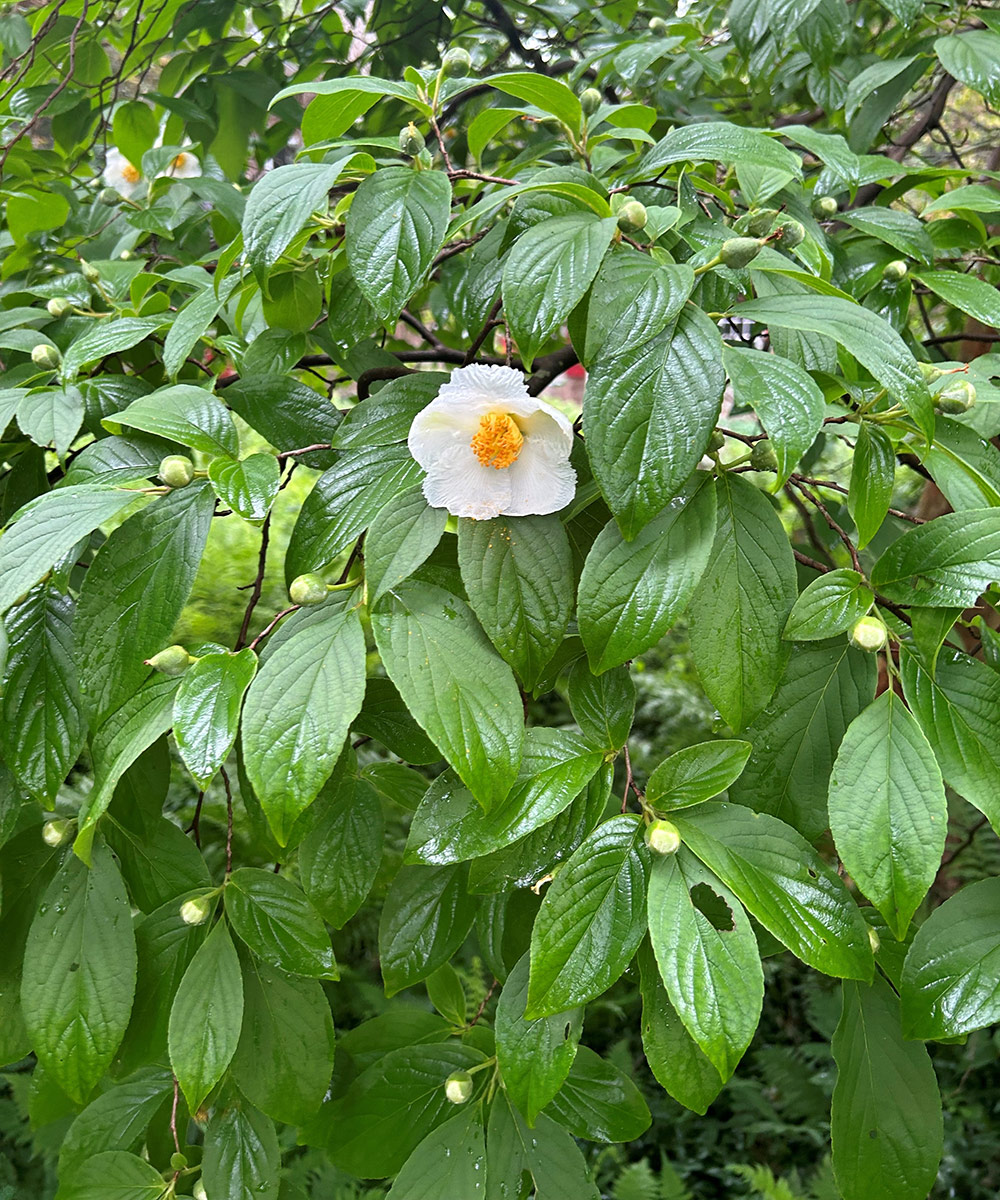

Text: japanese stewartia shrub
xmin=1 ymin=1 xmax=1000 ymax=1197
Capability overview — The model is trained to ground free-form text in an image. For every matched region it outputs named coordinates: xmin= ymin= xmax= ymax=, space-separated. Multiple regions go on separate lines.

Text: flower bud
xmin=749 ymin=439 xmax=778 ymax=472
xmin=31 ymin=343 xmax=62 ymax=370
xmin=146 ymin=645 xmax=195 ymax=676
xmin=812 ymin=195 xmax=839 ymax=219
xmin=290 ymin=573 xmax=329 ymax=606
xmin=616 ymin=200 xmax=647 ymax=234
xmin=442 ymin=47 xmax=472 ymax=77
xmin=645 ymin=819 xmax=681 ymax=855
xmin=721 ymin=237 xmax=762 ymax=269
xmin=98 ymin=187 xmax=120 ymax=206
xmin=580 ymin=87 xmax=601 ymax=116
xmin=776 ymin=219 xmax=805 ymax=248
xmin=398 ymin=122 xmax=426 ymax=156
xmin=169 ymin=1152 xmax=188 ymax=1170
xmin=935 ymin=379 xmax=976 ymax=414
xmin=882 ymin=259 xmax=908 ymax=282
xmin=42 ymin=818 xmax=72 ymax=847
xmin=158 ymin=455 xmax=195 ymax=488
xmin=80 ymin=260 xmax=101 ymax=283
xmin=742 ymin=208 xmax=778 ymax=238
xmin=179 ymin=895 xmax=213 ymax=926
xmin=849 ymin=615 xmax=888 ymax=652
xmin=444 ymin=1070 xmax=474 ymax=1104
xmin=706 ymin=429 xmax=725 ymax=454
xmin=46 ymin=297 xmax=71 ymax=318
xmin=649 ymin=16 xmax=669 ymax=34
xmin=868 ymin=926 xmax=881 ymax=954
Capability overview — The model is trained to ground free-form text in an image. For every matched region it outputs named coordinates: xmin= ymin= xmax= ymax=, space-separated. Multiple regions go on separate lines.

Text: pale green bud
xmin=616 ymin=200 xmax=647 ymax=234
xmin=46 ymin=297 xmax=70 ymax=317
xmin=80 ymin=260 xmax=101 ymax=283
xmin=750 ymin=439 xmax=778 ymax=472
xmin=31 ymin=343 xmax=61 ymax=370
xmin=868 ymin=926 xmax=881 ymax=954
xmin=146 ymin=645 xmax=195 ymax=675
xmin=721 ymin=237 xmax=762 ymax=269
xmin=882 ymin=259 xmax=908 ymax=282
xmin=442 ymin=47 xmax=472 ymax=76
xmin=644 ymin=819 xmax=681 ymax=855
xmin=290 ymin=573 xmax=329 ymax=606
xmin=179 ymin=895 xmax=213 ymax=926
xmin=776 ymin=218 xmax=805 ymax=248
xmin=849 ymin=616 xmax=888 ymax=652
xmin=444 ymin=1070 xmax=474 ymax=1104
xmin=42 ymin=818 xmax=72 ymax=847
xmin=398 ymin=122 xmax=426 ymax=156
xmin=580 ymin=87 xmax=601 ymax=116
xmin=935 ymin=379 xmax=976 ymax=413
xmin=158 ymin=455 xmax=195 ymax=488
xmin=812 ymin=195 xmax=839 ymax=219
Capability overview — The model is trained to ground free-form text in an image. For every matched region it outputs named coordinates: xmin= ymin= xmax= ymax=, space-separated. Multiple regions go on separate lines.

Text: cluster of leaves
xmin=2 ymin=0 xmax=1000 ymax=1197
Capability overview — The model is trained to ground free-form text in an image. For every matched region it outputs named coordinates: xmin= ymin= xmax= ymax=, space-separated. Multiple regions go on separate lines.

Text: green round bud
xmin=749 ymin=439 xmax=778 ymax=472
xmin=580 ymin=87 xmax=602 ymax=116
xmin=868 ymin=926 xmax=881 ymax=954
xmin=290 ymin=573 xmax=329 ymax=606
xmin=42 ymin=818 xmax=72 ymax=848
xmin=444 ymin=1070 xmax=474 ymax=1105
xmin=169 ymin=1152 xmax=188 ymax=1171
xmin=31 ymin=343 xmax=61 ymax=370
xmin=398 ymin=122 xmax=426 ymax=156
xmin=193 ymin=1182 xmax=207 ymax=1200
xmin=644 ymin=819 xmax=682 ymax=856
xmin=179 ymin=895 xmax=213 ymax=926
xmin=776 ymin=219 xmax=805 ymax=248
xmin=46 ymin=297 xmax=70 ymax=318
xmin=616 ymin=200 xmax=648 ymax=234
xmin=720 ymin=237 xmax=762 ymax=269
xmin=742 ymin=208 xmax=779 ymax=238
xmin=146 ymin=645 xmax=195 ymax=676
xmin=935 ymin=379 xmax=977 ymax=413
xmin=80 ymin=260 xmax=101 ymax=283
xmin=707 ymin=429 xmax=725 ymax=454
xmin=442 ymin=47 xmax=472 ymax=77
xmin=649 ymin=16 xmax=669 ymax=35
xmin=849 ymin=615 xmax=888 ymax=653
xmin=882 ymin=259 xmax=908 ymax=282
xmin=98 ymin=187 xmax=120 ymax=206
xmin=119 ymin=249 xmax=133 ymax=261
xmin=812 ymin=195 xmax=838 ymax=219
xmin=158 ymin=455 xmax=195 ymax=488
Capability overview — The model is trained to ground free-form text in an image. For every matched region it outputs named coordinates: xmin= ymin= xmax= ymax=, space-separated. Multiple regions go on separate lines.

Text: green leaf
xmin=647 ymin=851 xmax=762 ymax=1079
xmin=21 ymin=843 xmax=137 ymax=1103
xmin=387 ymin=1107 xmax=486 ymax=1200
xmin=502 ymin=213 xmax=617 ymax=368
xmin=202 ymin=1104 xmax=280 ymax=1200
xmin=168 ymin=920 xmax=244 ymax=1112
xmin=841 ymin=207 xmax=934 ymax=262
xmin=487 ymin=71 xmax=583 ymax=130
xmin=689 ymin=473 xmax=797 ymax=731
xmin=646 ymin=740 xmax=752 ymax=810
xmin=162 ymin=276 xmax=238 ymax=380
xmin=346 ymin=166 xmax=452 ymax=322
xmin=61 ymin=317 xmax=166 ymax=383
xmin=565 ymin=659 xmax=635 ymax=752
xmin=900 ymin=648 xmax=1000 ymax=832
xmin=639 ymin=121 xmax=803 ymax=177
xmin=527 ymin=815 xmax=649 ymax=1017
xmin=353 ymin=676 xmax=441 ymax=764
xmin=106 ymin=816 xmax=209 ymax=914
xmin=543 ymin=1044 xmax=651 ymax=1142
xmin=16 ymin=386 xmax=84 ymax=456
xmin=298 ymin=777 xmax=384 ymax=928
xmin=371 ymin=581 xmax=524 ymax=810
xmin=285 ymin=445 xmax=422 ymax=580
xmin=0 ymin=586 xmax=86 ymax=803
xmin=59 ymin=1067 xmax=173 ymax=1178
xmin=112 ymin=100 xmax=158 ymax=168
xmin=406 ymin=729 xmax=604 ymax=865
xmin=900 ymin=876 xmax=1000 ymax=1039
xmin=577 ymin=471 xmax=717 ymax=672
xmin=425 ymin=963 xmax=467 ymax=1026
xmin=272 ymin=74 xmax=422 ymax=110
xmin=208 ymin=453 xmax=280 ymax=522
xmin=486 ymin=1089 xmax=600 ymax=1200
xmin=366 ymin=487 xmax=448 ymax=606
xmin=77 ymin=481 xmax=214 ymax=721
xmin=56 ymin=1150 xmax=169 ymax=1200
xmin=783 ymin=569 xmax=874 ymax=641
xmin=870 ymin=508 xmax=1000 ymax=606
xmin=736 ymin=296 xmax=933 ymax=439
xmin=496 ymin=952 xmax=583 ymax=1125
xmin=673 ymin=802 xmax=873 ymax=979
xmin=224 ymin=375 xmax=338 ymax=469
xmin=332 ymin=372 xmax=447 ymax=451
xmin=105 ymin=384 xmax=239 ymax=457
xmin=323 ymin=1042 xmax=487 ymax=1178
xmin=832 ymin=976 xmax=942 ymax=1200
xmin=262 ymin=267 xmax=322 ymax=332
xmin=920 ymin=417 xmax=1000 ymax=512
xmin=225 ymin=867 xmax=337 ymax=979
xmin=0 ymin=485 xmax=147 ymax=616
xmin=828 ymin=689 xmax=946 ymax=939
xmin=914 ymin=269 xmax=1000 ymax=330
xmin=723 ymin=347 xmax=825 ymax=486
xmin=637 ymin=940 xmax=724 ymax=1115
xmin=378 ymin=863 xmax=478 ymax=996
xmin=244 ymin=161 xmax=352 ymax=285
xmin=935 ymin=31 xmax=1000 ymax=106
xmin=583 ymin=306 xmax=725 ymax=538
xmin=173 ymin=649 xmax=257 ymax=787
xmin=848 ymin=423 xmax=895 ymax=549
xmin=242 ymin=599 xmax=366 ymax=844
xmin=457 ymin=514 xmax=574 ymax=689
xmin=923 ymin=183 xmax=1000 ymax=215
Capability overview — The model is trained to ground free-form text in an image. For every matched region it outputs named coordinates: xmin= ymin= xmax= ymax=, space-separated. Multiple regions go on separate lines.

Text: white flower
xmin=161 ymin=148 xmax=201 ymax=179
xmin=407 ymin=364 xmax=576 ymax=520
xmin=103 ymin=147 xmax=145 ymax=197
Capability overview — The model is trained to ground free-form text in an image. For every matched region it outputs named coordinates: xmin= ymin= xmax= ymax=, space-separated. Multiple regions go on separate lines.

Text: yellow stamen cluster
xmin=171 ymin=153 xmax=188 ymax=170
xmin=122 ymin=163 xmax=141 ymax=183
xmin=470 ymin=411 xmax=523 ymax=469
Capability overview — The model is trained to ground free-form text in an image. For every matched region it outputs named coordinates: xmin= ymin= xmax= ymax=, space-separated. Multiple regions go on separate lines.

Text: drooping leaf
xmin=870 ymin=508 xmax=1000 ymax=606
xmin=298 ymin=778 xmax=385 ymax=928
xmin=202 ymin=1104 xmax=280 ymax=1200
xmin=783 ymin=569 xmax=874 ymax=641
xmin=543 ymin=1044 xmax=651 ymax=1142
xmin=848 ymin=423 xmax=896 ymax=549
xmin=386 ymin=1106 xmax=487 ymax=1200
xmin=225 ymin=867 xmax=337 ymax=979
xmin=208 ymin=453 xmax=281 ymax=523
xmin=645 ymin=740 xmax=752 ymax=810
xmin=173 ymin=648 xmax=258 ymax=787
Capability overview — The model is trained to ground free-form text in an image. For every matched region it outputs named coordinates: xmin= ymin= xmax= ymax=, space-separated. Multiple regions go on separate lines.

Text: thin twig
xmin=462 ymin=297 xmax=504 ymax=365
xmin=186 ymin=791 xmax=205 ymax=847
xmin=170 ymin=1076 xmax=181 ymax=1153
xmin=469 ymin=979 xmax=498 ymax=1026
xmin=234 ymin=513 xmax=271 ymax=651
xmin=794 ymin=480 xmax=862 ymax=573
xmin=248 ymin=605 xmax=299 ymax=652
xmin=221 ymin=767 xmax=235 ymax=877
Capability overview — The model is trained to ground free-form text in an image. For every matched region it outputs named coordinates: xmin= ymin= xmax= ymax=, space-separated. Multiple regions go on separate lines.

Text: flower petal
xmin=506 ymin=439 xmax=577 ymax=517
xmin=408 ymin=403 xmax=481 ymax=469
xmin=517 ymin=405 xmax=574 ymax=456
xmin=422 ymin=444 xmax=513 ymax=519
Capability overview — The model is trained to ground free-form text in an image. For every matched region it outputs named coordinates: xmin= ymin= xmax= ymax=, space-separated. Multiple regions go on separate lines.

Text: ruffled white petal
xmin=103 ymin=148 xmax=144 ymax=197
xmin=408 ymin=403 xmax=481 ymax=468
xmin=165 ymin=151 xmax=201 ymax=179
xmin=422 ymin=443 xmax=513 ymax=519
xmin=434 ymin=364 xmax=532 ymax=412
xmin=506 ymin=439 xmax=577 ymax=516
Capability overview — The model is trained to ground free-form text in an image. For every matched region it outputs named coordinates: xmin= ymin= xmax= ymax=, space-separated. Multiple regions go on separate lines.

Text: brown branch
xmin=234 ymin=513 xmax=271 ymax=651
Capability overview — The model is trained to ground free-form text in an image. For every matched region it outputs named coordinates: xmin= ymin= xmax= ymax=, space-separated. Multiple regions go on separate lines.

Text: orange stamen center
xmin=122 ymin=163 xmax=141 ymax=183
xmin=470 ymin=411 xmax=523 ymax=469
xmin=171 ymin=153 xmax=188 ymax=169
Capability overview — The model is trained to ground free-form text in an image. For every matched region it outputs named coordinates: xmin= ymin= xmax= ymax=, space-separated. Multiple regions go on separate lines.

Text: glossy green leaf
xmin=640 ymin=120 xmax=802 ymax=177
xmin=56 ymin=1150 xmax=169 ymax=1200
xmin=299 ymin=777 xmax=384 ymax=928
xmin=425 ymin=963 xmax=466 ymax=1026
xmin=59 ymin=1066 xmax=173 ymax=1178
xmin=920 ymin=417 xmax=1000 ymax=512
xmin=487 ymin=71 xmax=583 ymax=129
xmin=208 ymin=453 xmax=280 ymax=522
xmin=224 ymin=374 xmax=338 ymax=469
xmin=202 ymin=1104 xmax=280 ymax=1200
xmin=486 ymin=1089 xmax=600 ymax=1200
xmin=689 ymin=472 xmax=797 ymax=731
xmin=565 ymin=659 xmax=635 ymax=752
xmin=162 ymin=276 xmax=238 ymax=380
xmin=225 ymin=867 xmax=337 ymax=979
xmin=112 ymin=99 xmax=158 ymax=168
xmin=841 ymin=207 xmax=933 ymax=261
xmin=105 ymin=385 xmax=239 ymax=457
xmin=353 ymin=676 xmax=441 ymax=764
xmin=934 ymin=31 xmax=1000 ymax=107
xmin=829 ymin=689 xmax=946 ymax=939
xmin=173 ymin=648 xmax=257 ymax=787
xmin=106 ymin=816 xmax=211 ymax=914
xmin=577 ymin=471 xmax=717 ymax=672
xmin=543 ymin=1044 xmax=651 ymax=1142
xmin=366 ymin=487 xmax=447 ymax=605
xmin=646 ymin=740 xmax=752 ymax=810
xmin=371 ymin=582 xmax=524 ymax=810
xmin=870 ymin=508 xmax=1000 ymax=606
xmin=915 ymin=269 xmax=1000 ymax=330
xmin=848 ymin=423 xmax=895 ymax=549
xmin=386 ymin=1106 xmax=486 ymax=1200
xmin=61 ymin=318 xmax=166 ymax=382
xmin=21 ymin=843 xmax=137 ymax=1103
xmin=379 ymin=863 xmax=478 ymax=996
xmin=923 ymin=183 xmax=1000 ymax=214
xmin=783 ymin=569 xmax=874 ymax=641
xmin=16 ymin=386 xmax=84 ymax=456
